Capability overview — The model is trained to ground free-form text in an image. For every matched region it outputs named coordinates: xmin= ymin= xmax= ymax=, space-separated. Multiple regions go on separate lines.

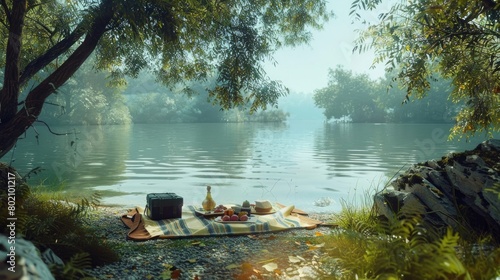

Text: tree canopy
xmin=0 ymin=0 xmax=331 ymax=158
xmin=352 ymin=0 xmax=500 ymax=138
xmin=314 ymin=66 xmax=385 ymax=123
xmin=313 ymin=66 xmax=460 ymax=123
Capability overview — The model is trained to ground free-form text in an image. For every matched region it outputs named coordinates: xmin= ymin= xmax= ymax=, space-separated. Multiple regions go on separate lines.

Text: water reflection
xmin=4 ymin=121 xmax=496 ymax=212
xmin=8 ymin=125 xmax=131 ymax=189
xmin=126 ymin=123 xmax=261 ymax=182
xmin=313 ymin=123 xmax=491 ymax=181
xmin=314 ymin=124 xmax=408 ymax=179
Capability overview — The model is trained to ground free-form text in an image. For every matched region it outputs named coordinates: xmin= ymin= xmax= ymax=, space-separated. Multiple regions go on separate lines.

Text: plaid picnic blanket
xmin=121 ymin=204 xmax=322 ymax=240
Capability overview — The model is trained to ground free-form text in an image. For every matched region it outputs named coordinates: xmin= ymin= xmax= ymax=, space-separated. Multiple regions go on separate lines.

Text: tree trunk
xmin=0 ymin=0 xmax=113 ymax=159
xmin=0 ymin=0 xmax=27 ymax=125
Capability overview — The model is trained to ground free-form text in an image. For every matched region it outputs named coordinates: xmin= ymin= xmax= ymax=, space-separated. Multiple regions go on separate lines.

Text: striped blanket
xmin=121 ymin=204 xmax=322 ymax=240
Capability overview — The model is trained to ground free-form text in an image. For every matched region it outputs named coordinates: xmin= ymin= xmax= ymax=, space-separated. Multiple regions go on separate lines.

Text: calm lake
xmin=6 ymin=122 xmax=497 ymax=212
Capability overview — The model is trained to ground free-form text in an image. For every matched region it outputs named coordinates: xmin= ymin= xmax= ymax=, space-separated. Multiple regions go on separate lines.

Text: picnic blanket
xmin=121 ymin=203 xmax=323 ymax=240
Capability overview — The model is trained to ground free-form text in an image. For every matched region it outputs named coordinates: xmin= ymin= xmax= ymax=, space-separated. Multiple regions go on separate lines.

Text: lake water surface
xmin=6 ymin=122 xmax=496 ymax=212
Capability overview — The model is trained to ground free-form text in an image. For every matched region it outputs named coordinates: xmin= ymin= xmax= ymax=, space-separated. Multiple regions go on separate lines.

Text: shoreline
xmin=85 ymin=206 xmax=336 ymax=279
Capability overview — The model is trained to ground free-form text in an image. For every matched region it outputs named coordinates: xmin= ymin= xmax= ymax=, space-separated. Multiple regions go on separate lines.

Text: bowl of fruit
xmin=216 ymin=208 xmax=252 ymax=223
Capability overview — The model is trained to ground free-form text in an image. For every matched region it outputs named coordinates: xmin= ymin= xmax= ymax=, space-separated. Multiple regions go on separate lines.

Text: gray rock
xmin=411 ymin=182 xmax=459 ymax=229
xmin=477 ymin=139 xmax=500 ymax=152
xmin=373 ymin=139 xmax=500 ymax=239
xmin=0 ymin=235 xmax=55 ymax=280
xmin=399 ymin=193 xmax=427 ymax=217
xmin=374 ymin=190 xmax=409 ymax=220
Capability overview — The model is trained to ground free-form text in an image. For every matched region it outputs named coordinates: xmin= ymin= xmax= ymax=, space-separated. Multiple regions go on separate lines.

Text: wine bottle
xmin=202 ymin=185 xmax=216 ymax=211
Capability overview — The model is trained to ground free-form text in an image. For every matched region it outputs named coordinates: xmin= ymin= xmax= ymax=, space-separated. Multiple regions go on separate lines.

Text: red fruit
xmin=222 ymin=215 xmax=230 ymax=221
xmin=225 ymin=208 xmax=234 ymax=216
xmin=230 ymin=214 xmax=239 ymax=221
xmin=239 ymin=215 xmax=248 ymax=221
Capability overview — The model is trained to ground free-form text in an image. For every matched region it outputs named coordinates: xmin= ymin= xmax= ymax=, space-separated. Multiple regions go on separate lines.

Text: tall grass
xmin=309 ymin=182 xmax=500 ymax=280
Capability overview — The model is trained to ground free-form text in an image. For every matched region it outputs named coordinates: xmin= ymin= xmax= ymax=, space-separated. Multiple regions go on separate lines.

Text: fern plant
xmin=50 ymin=252 xmax=93 ymax=280
xmin=20 ymin=188 xmax=118 ymax=267
xmin=314 ymin=205 xmax=500 ymax=280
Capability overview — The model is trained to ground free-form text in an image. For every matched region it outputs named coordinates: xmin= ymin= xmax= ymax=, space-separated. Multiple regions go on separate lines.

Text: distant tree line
xmin=38 ymin=63 xmax=461 ymax=126
xmin=38 ymin=64 xmax=288 ymax=126
xmin=314 ymin=66 xmax=462 ymax=123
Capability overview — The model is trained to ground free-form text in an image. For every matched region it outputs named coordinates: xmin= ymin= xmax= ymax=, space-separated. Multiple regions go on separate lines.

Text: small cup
xmin=233 ymin=206 xmax=241 ymax=214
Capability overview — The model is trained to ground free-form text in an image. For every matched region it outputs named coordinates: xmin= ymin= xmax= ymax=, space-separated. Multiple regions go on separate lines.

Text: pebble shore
xmin=85 ymin=207 xmax=336 ymax=280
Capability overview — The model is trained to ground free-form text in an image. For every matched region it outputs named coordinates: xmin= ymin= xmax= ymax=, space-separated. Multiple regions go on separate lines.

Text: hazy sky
xmin=263 ymin=1 xmax=387 ymax=94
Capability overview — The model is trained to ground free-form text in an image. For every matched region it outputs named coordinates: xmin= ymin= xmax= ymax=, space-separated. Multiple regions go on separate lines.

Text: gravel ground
xmin=85 ymin=207 xmax=337 ymax=280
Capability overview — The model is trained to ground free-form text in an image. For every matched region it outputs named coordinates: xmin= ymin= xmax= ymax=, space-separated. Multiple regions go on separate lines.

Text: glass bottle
xmin=202 ymin=185 xmax=216 ymax=211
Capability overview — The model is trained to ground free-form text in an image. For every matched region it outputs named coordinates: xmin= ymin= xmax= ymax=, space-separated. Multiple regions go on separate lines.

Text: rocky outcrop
xmin=374 ymin=139 xmax=500 ymax=239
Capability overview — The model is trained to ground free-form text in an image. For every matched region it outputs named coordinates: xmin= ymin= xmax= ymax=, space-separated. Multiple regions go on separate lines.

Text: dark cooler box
xmin=146 ymin=193 xmax=183 ymax=220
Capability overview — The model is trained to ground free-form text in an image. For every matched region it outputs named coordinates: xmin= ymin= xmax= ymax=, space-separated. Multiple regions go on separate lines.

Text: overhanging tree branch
xmin=0 ymin=0 xmax=331 ymax=158
xmin=19 ymin=20 xmax=87 ymax=87
xmin=0 ymin=0 xmax=113 ymax=159
xmin=22 ymin=1 xmax=113 ymax=115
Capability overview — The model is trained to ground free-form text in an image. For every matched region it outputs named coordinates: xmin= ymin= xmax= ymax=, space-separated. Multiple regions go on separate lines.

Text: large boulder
xmin=0 ymin=234 xmax=55 ymax=280
xmin=374 ymin=139 xmax=500 ymax=239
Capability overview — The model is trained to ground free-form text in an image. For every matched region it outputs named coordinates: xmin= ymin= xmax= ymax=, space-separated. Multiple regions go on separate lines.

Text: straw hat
xmin=254 ymin=200 xmax=272 ymax=213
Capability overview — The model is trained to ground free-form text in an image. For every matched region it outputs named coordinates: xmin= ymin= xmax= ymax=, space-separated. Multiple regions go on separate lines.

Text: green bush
xmin=21 ymin=191 xmax=119 ymax=266
xmin=0 ymin=163 xmax=119 ymax=279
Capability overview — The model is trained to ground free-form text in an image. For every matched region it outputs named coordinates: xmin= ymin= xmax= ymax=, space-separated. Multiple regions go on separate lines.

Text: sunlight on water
xmin=6 ymin=122 xmax=496 ymax=213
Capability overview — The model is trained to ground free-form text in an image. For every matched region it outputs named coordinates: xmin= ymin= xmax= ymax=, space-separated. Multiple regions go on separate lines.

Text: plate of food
xmin=214 ymin=215 xmax=256 ymax=224
xmin=194 ymin=204 xmax=227 ymax=217
xmin=194 ymin=209 xmax=225 ymax=217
